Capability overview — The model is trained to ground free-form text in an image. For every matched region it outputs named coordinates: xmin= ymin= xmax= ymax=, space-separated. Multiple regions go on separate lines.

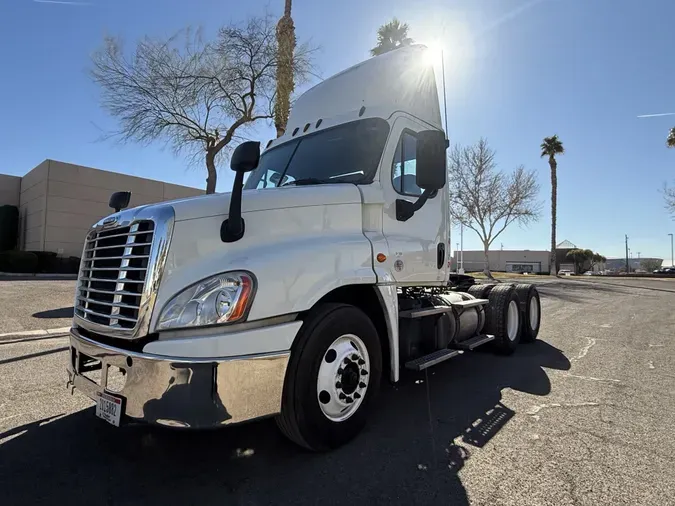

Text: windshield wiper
xmin=281 ymin=176 xmax=362 ymax=187
xmin=281 ymin=178 xmax=328 ymax=186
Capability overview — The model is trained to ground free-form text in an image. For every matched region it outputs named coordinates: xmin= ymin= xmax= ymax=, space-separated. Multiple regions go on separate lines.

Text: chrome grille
xmin=75 ymin=221 xmax=155 ymax=330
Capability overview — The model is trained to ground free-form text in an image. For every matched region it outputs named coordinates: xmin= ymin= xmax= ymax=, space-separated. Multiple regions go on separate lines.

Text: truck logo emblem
xmin=394 ymin=259 xmax=404 ymax=272
xmin=103 ymin=216 xmax=119 ymax=227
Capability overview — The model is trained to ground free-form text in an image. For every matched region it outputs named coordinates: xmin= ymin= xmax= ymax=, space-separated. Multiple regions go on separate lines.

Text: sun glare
xmin=422 ymin=44 xmax=443 ymax=68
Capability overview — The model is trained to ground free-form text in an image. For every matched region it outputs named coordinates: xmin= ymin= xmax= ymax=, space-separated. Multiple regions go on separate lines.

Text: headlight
xmin=157 ymin=271 xmax=255 ymax=330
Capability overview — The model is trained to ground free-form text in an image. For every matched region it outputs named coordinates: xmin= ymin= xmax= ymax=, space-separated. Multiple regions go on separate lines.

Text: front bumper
xmin=66 ymin=328 xmax=290 ymax=428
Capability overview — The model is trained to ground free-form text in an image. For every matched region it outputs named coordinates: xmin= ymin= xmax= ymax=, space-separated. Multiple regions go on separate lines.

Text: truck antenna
xmin=441 ymin=49 xmax=449 ymax=142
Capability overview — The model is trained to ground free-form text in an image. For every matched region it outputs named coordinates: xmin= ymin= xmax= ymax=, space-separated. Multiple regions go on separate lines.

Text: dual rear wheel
xmin=468 ymin=283 xmax=541 ymax=352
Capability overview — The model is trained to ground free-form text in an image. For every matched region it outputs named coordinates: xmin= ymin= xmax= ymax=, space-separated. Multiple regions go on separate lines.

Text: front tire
xmin=276 ymin=303 xmax=382 ymax=451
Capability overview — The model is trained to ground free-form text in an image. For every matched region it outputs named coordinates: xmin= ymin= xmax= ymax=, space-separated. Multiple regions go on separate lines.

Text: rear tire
xmin=467 ymin=284 xmax=496 ymax=299
xmin=484 ymin=284 xmax=521 ymax=355
xmin=276 ymin=303 xmax=382 ymax=451
xmin=514 ymin=284 xmax=541 ymax=343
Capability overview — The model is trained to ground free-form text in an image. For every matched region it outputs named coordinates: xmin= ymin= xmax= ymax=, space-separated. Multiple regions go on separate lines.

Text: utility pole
xmin=669 ymin=233 xmax=674 ymax=267
xmin=625 ymin=235 xmax=629 ymax=273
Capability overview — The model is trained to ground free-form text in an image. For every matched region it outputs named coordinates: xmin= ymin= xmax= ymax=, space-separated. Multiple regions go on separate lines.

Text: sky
xmin=1 ymin=0 xmax=675 ymax=262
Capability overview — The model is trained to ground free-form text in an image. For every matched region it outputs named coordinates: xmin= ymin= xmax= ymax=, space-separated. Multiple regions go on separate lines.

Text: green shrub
xmin=26 ymin=251 xmax=58 ymax=272
xmin=0 ymin=251 xmax=39 ymax=273
xmin=0 ymin=205 xmax=19 ymax=251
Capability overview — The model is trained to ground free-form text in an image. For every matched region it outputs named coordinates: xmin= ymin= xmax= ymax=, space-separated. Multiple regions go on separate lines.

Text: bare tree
xmin=641 ymin=258 xmax=661 ymax=272
xmin=91 ymin=15 xmax=315 ymax=194
xmin=664 ymin=183 xmax=675 ymax=216
xmin=448 ymin=139 xmax=541 ymax=278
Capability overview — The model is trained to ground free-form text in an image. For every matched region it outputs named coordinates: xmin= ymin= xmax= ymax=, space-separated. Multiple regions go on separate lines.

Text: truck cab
xmin=66 ymin=45 xmax=541 ymax=450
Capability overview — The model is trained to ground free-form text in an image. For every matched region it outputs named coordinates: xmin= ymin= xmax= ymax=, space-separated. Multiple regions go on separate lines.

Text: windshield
xmin=244 ymin=118 xmax=390 ymax=189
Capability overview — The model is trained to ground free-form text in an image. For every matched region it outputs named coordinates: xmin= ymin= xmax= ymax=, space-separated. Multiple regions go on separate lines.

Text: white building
xmin=451 ymin=249 xmax=551 ymax=274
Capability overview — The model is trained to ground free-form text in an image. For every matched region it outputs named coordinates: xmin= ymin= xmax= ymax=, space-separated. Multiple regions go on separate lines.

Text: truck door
xmin=381 ymin=115 xmax=449 ymax=285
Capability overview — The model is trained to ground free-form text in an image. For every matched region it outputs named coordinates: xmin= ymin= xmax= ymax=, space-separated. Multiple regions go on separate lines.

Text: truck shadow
xmin=32 ymin=307 xmax=74 ymax=319
xmin=0 ymin=340 xmax=569 ymax=506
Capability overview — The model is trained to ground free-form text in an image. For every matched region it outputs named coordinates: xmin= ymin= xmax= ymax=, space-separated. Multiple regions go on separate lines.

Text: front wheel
xmin=276 ymin=303 xmax=382 ymax=451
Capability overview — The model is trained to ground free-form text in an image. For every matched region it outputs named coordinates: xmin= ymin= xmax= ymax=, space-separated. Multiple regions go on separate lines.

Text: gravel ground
xmin=0 ymin=277 xmax=673 ymax=505
xmin=0 ymin=280 xmax=75 ymax=335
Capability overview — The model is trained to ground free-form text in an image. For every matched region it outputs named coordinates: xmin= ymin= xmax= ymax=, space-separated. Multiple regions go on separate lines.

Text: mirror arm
xmin=220 ymin=171 xmax=246 ymax=243
xmin=395 ymin=189 xmax=437 ymax=222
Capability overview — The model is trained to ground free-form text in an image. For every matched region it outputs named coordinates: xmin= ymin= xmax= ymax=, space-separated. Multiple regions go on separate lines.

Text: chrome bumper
xmin=66 ymin=328 xmax=290 ymax=428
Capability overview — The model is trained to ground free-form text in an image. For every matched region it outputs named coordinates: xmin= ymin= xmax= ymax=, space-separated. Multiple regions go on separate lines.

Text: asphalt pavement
xmin=0 ymin=280 xmax=75 ymax=336
xmin=1 ymin=277 xmax=673 ymax=505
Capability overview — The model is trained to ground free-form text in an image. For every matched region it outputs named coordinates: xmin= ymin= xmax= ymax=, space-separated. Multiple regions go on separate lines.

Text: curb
xmin=0 ymin=327 xmax=71 ymax=342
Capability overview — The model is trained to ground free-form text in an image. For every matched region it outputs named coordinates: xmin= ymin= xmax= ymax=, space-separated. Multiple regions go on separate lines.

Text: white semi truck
xmin=66 ymin=45 xmax=541 ymax=451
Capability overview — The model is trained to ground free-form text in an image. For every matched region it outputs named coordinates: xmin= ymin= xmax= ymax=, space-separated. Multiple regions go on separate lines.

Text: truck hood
xmin=165 ymin=184 xmax=363 ymax=222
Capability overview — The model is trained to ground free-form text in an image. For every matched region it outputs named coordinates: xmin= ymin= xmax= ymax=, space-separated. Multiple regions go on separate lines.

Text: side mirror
xmin=230 ymin=141 xmax=261 ymax=173
xmin=415 ymin=130 xmax=446 ymax=191
xmin=395 ymin=130 xmax=446 ymax=222
xmin=221 ymin=141 xmax=260 ymax=243
xmin=109 ymin=191 xmax=131 ymax=212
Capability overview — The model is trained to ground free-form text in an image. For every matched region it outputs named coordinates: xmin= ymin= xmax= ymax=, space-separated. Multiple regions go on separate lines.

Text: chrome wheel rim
xmin=317 ymin=334 xmax=370 ymax=422
xmin=507 ymin=300 xmax=519 ymax=341
xmin=529 ymin=296 xmax=539 ymax=330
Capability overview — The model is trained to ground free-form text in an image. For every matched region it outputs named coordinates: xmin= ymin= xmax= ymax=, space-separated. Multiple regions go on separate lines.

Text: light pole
xmin=669 ymin=233 xmax=674 ymax=267
xmin=456 ymin=242 xmax=460 ymax=273
xmin=459 ymin=223 xmax=465 ymax=274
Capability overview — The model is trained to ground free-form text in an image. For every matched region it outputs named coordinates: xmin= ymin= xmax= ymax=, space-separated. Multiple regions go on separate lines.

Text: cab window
xmin=392 ymin=132 xmax=421 ymax=196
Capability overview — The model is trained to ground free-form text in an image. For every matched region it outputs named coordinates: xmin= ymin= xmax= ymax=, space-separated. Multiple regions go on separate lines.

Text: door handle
xmin=437 ymin=243 xmax=445 ymax=269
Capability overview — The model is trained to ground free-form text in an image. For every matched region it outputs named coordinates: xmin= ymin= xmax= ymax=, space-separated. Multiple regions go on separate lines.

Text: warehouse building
xmin=0 ymin=160 xmax=203 ymax=258
xmin=451 ymin=249 xmax=551 ymax=274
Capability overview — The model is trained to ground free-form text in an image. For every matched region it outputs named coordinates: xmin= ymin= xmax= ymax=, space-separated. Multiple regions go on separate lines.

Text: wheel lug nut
xmin=336 ymin=382 xmax=342 ymax=389
xmin=345 ymin=396 xmax=354 ymax=404
xmin=351 ymin=354 xmax=358 ymax=360
xmin=359 ymin=382 xmax=366 ymax=388
xmin=358 ymin=359 xmax=365 ymax=365
xmin=344 ymin=357 xmax=350 ymax=364
xmin=337 ymin=367 xmax=344 ymax=374
xmin=339 ymin=393 xmax=346 ymax=400
xmin=354 ymin=392 xmax=361 ymax=399
xmin=361 ymin=369 xmax=368 ymax=376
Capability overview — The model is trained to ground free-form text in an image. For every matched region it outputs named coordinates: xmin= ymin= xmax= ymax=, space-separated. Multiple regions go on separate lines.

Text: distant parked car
xmin=558 ymin=269 xmax=572 ymax=276
xmin=583 ymin=271 xmax=593 ymax=276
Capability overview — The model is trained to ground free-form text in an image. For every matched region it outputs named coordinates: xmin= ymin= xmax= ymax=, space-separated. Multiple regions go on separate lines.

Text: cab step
xmin=452 ymin=334 xmax=495 ymax=351
xmin=404 ymin=349 xmax=462 ymax=371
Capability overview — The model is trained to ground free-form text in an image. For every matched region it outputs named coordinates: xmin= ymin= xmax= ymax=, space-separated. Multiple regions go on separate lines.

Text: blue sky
xmin=1 ymin=0 xmax=674 ymax=261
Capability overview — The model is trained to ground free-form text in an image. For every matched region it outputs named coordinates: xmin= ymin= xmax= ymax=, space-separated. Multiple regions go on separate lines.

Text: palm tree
xmin=370 ymin=18 xmax=413 ymax=57
xmin=274 ymin=0 xmax=295 ymax=138
xmin=541 ymin=135 xmax=565 ymax=275
xmin=667 ymin=127 xmax=675 ymax=148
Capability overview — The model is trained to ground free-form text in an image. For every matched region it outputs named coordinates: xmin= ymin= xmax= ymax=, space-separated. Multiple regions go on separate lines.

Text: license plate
xmin=95 ymin=391 xmax=123 ymax=427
